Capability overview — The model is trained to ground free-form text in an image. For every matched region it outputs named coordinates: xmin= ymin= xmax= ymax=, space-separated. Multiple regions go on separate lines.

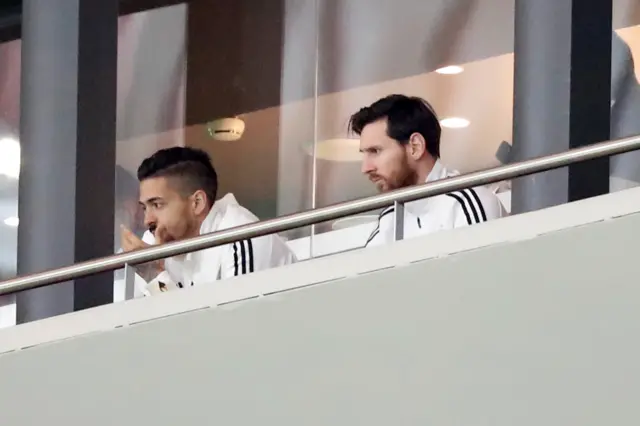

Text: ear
xmin=407 ymin=132 xmax=427 ymax=160
xmin=191 ymin=189 xmax=209 ymax=215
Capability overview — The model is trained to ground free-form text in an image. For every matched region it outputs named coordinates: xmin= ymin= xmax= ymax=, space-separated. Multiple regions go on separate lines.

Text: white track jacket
xmin=138 ymin=193 xmax=296 ymax=296
xmin=365 ymin=161 xmax=506 ymax=248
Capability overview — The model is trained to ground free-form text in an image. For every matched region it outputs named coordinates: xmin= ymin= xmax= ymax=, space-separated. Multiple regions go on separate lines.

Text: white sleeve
xmin=364 ymin=206 xmax=395 ymax=248
xmin=220 ymin=236 xmax=268 ymax=279
xmin=482 ymin=191 xmax=507 ymax=220
xmin=134 ymin=230 xmax=178 ymax=296
xmin=364 ymin=221 xmax=385 ymax=248
xmin=451 ymin=187 xmax=505 ymax=228
xmin=220 ymin=233 xmax=297 ymax=279
xmin=145 ymin=270 xmax=181 ymax=295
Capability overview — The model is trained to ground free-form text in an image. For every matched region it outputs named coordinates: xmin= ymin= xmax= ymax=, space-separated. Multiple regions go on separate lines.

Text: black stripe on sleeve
xmin=446 ymin=193 xmax=472 ymax=225
xmin=467 ymin=188 xmax=488 ymax=222
xmin=363 ymin=205 xmax=396 ymax=248
xmin=246 ymin=239 xmax=254 ymax=273
xmin=364 ymin=229 xmax=380 ymax=247
xmin=378 ymin=205 xmax=395 ymax=219
xmin=239 ymin=240 xmax=247 ymax=274
xmin=233 ymin=242 xmax=239 ymax=276
xmin=458 ymin=190 xmax=480 ymax=223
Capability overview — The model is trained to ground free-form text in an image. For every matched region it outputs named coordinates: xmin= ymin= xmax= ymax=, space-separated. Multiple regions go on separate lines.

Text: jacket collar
xmin=199 ymin=193 xmax=239 ymax=235
xmin=425 ymin=159 xmax=449 ymax=183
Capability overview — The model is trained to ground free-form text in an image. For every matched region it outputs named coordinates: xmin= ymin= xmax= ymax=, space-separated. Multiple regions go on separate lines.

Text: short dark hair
xmin=348 ymin=94 xmax=441 ymax=158
xmin=137 ymin=147 xmax=218 ymax=207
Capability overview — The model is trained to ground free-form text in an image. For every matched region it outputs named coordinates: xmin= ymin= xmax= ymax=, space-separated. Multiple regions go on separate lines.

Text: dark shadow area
xmin=0 ymin=0 xmax=184 ymax=43
xmin=185 ymin=0 xmax=285 ymax=219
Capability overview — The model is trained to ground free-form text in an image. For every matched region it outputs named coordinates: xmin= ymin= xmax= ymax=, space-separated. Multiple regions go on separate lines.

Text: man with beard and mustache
xmin=349 ymin=94 xmax=505 ymax=248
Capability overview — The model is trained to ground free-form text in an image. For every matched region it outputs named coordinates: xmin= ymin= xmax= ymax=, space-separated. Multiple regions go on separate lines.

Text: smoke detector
xmin=207 ymin=117 xmax=246 ymax=141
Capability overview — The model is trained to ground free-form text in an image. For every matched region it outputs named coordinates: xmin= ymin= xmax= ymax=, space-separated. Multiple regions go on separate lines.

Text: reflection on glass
xmin=177 ymin=1 xmax=521 ymax=260
xmin=179 ymin=0 xmax=317 ymax=258
xmin=309 ymin=0 xmax=516 ymax=255
xmin=113 ymin=4 xmax=187 ymax=302
xmin=0 ymin=38 xmax=20 ymax=327
xmin=610 ymin=27 xmax=640 ymax=191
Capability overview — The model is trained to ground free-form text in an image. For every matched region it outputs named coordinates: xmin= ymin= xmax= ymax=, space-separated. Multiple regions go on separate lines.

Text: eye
xmin=368 ymin=147 xmax=381 ymax=155
xmin=152 ymin=202 xmax=164 ymax=210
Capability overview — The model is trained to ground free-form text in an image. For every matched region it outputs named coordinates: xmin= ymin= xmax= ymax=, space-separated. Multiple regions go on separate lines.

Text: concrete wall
xmin=2 ymin=187 xmax=640 ymax=425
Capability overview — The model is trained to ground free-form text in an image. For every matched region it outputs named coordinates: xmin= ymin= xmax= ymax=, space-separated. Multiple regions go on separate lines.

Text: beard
xmin=370 ymin=157 xmax=418 ymax=192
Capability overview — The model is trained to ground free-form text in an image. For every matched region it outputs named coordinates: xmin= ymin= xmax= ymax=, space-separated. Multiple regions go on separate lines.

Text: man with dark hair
xmin=349 ymin=94 xmax=505 ymax=247
xmin=120 ymin=147 xmax=295 ymax=296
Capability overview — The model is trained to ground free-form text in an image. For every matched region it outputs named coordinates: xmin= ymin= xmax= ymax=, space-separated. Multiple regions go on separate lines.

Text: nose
xmin=143 ymin=210 xmax=157 ymax=230
xmin=361 ymin=157 xmax=375 ymax=175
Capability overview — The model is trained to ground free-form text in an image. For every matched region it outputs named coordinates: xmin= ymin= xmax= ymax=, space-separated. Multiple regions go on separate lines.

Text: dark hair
xmin=137 ymin=147 xmax=218 ymax=207
xmin=348 ymin=94 xmax=441 ymax=158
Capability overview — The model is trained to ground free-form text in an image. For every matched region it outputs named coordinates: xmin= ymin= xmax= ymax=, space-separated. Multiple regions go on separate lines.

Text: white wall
xmin=3 ymin=184 xmax=640 ymax=351
xmin=2 ymin=187 xmax=640 ymax=425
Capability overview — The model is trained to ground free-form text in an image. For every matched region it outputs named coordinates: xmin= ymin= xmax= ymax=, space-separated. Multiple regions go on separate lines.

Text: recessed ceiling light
xmin=440 ymin=117 xmax=470 ymax=129
xmin=435 ymin=65 xmax=464 ymax=75
xmin=4 ymin=216 xmax=19 ymax=227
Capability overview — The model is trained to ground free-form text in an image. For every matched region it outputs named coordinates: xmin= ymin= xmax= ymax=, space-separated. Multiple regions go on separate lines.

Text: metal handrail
xmin=1 ymin=134 xmax=639 ymax=296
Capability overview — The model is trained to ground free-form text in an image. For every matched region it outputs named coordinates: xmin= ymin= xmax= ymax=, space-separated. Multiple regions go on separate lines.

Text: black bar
xmin=119 ymin=0 xmax=185 ymax=16
xmin=567 ymin=1 xmax=612 ymax=201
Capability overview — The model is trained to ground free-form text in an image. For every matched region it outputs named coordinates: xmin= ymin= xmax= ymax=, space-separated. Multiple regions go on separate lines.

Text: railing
xmin=1 ymin=134 xmax=640 ymax=296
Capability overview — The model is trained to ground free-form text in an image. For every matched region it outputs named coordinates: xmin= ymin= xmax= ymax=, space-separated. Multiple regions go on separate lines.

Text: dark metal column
xmin=511 ymin=0 xmax=612 ymax=214
xmin=17 ymin=0 xmax=118 ymax=322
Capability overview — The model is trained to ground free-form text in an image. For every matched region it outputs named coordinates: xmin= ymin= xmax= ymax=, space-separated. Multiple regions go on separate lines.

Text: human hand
xmin=120 ymin=225 xmax=148 ymax=252
xmin=153 ymin=224 xmax=172 ymax=245
xmin=120 ymin=225 xmax=165 ymax=280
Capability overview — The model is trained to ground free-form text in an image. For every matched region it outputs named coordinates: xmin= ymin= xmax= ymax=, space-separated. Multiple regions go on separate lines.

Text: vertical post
xmin=124 ymin=264 xmax=136 ymax=301
xmin=511 ymin=0 xmax=612 ymax=213
xmin=393 ymin=201 xmax=405 ymax=241
xmin=17 ymin=0 xmax=118 ymax=322
xmin=309 ymin=0 xmax=320 ymax=258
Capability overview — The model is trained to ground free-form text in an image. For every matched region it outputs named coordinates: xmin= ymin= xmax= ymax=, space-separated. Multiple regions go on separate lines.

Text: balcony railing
xmin=1 ymin=134 xmax=640 ymax=296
